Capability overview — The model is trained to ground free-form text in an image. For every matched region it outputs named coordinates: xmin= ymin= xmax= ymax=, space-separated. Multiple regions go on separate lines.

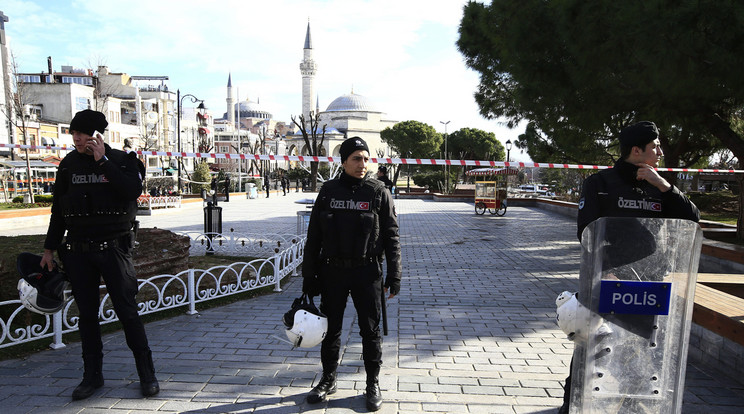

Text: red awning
xmin=466 ymin=167 xmax=519 ymax=176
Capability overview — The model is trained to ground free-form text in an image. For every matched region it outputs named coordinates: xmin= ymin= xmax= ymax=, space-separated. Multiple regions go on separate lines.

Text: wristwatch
xmin=98 ymin=155 xmax=108 ymax=166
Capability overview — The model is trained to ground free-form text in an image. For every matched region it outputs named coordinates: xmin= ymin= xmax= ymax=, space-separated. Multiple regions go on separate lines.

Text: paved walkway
xmin=1 ymin=193 xmax=743 ymax=413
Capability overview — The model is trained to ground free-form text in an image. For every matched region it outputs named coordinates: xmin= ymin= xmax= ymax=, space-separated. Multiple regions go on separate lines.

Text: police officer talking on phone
xmin=40 ymin=109 xmax=159 ymax=400
xmin=302 ymin=137 xmax=402 ymax=411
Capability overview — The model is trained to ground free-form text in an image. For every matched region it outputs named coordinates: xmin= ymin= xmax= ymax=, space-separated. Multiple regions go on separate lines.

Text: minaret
xmin=226 ymin=73 xmax=235 ymax=128
xmin=299 ymin=21 xmax=317 ymax=124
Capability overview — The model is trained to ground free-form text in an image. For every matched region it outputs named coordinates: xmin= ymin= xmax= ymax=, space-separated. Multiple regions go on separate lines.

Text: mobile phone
xmin=86 ymin=131 xmax=102 ymax=151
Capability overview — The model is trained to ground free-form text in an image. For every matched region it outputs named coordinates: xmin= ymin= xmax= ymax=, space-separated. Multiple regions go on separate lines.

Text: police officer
xmin=302 ymin=137 xmax=402 ymax=412
xmin=376 ymin=165 xmax=394 ymax=193
xmin=559 ymin=121 xmax=699 ymax=413
xmin=40 ymin=109 xmax=159 ymax=400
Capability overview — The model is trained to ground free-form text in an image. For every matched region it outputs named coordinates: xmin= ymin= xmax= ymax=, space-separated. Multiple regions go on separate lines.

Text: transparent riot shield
xmin=570 ymin=217 xmax=702 ymax=413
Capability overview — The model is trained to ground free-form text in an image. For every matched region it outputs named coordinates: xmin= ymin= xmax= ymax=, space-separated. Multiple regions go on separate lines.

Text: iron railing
xmin=0 ymin=232 xmax=305 ymax=350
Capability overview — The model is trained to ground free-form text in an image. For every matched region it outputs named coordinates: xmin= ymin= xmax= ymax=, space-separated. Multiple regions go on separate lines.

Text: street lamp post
xmin=505 ymin=139 xmax=512 ymax=163
xmin=440 ymin=120 xmax=450 ymax=193
xmin=177 ymin=89 xmax=203 ymax=194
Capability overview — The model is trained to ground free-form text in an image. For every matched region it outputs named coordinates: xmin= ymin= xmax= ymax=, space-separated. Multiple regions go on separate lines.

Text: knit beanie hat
xmin=70 ymin=109 xmax=108 ymax=136
xmin=339 ymin=136 xmax=369 ymax=162
xmin=619 ymin=121 xmax=658 ymax=151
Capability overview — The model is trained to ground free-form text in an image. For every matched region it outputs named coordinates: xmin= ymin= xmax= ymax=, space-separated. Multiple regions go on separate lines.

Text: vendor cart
xmin=466 ymin=167 xmax=517 ymax=216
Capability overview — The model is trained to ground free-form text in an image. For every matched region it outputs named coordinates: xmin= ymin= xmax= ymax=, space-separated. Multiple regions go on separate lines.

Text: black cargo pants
xmin=319 ymin=261 xmax=383 ymax=374
xmin=61 ymin=239 xmax=150 ymax=359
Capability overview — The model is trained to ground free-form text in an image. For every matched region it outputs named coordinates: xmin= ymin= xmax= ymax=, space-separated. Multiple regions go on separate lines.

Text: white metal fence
xmin=0 ymin=231 xmax=306 ymax=350
xmin=136 ymin=195 xmax=182 ymax=215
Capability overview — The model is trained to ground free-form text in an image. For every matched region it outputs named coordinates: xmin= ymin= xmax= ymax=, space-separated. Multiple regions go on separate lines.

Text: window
xmin=20 ymin=75 xmax=41 ymax=83
xmin=61 ymin=76 xmax=93 ymax=85
xmin=76 ymin=97 xmax=90 ymax=111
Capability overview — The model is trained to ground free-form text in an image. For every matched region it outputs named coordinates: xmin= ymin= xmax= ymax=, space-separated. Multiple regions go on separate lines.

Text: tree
xmin=190 ymin=161 xmax=211 ymax=194
xmin=291 ymin=111 xmax=326 ymax=192
xmin=380 ymin=120 xmax=442 ymax=160
xmin=447 ymin=127 xmax=505 ymax=182
xmin=458 ymin=0 xmax=744 ymax=238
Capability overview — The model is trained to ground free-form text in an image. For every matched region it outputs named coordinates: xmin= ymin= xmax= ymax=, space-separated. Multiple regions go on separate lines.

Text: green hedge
xmin=12 ymin=195 xmax=53 ymax=203
xmin=687 ymin=190 xmax=738 ymax=212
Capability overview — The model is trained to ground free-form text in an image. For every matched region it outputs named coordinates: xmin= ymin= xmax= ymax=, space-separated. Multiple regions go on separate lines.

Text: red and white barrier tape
xmin=2 ymin=143 xmax=741 ymax=173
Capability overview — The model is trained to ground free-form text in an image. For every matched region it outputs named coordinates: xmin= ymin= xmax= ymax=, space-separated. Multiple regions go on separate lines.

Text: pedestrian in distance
xmin=558 ymin=121 xmax=700 ymax=414
xmin=376 ymin=165 xmax=394 ymax=194
xmin=281 ymin=174 xmax=289 ymax=196
xmin=40 ymin=109 xmax=159 ymax=401
xmin=302 ymin=136 xmax=402 ymax=412
xmin=264 ymin=174 xmax=271 ymax=198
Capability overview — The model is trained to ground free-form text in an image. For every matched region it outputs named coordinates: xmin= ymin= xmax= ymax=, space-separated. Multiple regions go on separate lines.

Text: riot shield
xmin=570 ymin=217 xmax=702 ymax=413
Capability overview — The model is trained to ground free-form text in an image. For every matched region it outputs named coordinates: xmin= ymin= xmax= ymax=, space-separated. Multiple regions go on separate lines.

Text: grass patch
xmin=701 ymin=213 xmax=738 ymax=226
xmin=0 ymin=202 xmax=52 ymax=210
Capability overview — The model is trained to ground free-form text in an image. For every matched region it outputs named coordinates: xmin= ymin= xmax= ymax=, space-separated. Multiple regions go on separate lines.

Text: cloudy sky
xmin=3 ymin=0 xmax=529 ymax=161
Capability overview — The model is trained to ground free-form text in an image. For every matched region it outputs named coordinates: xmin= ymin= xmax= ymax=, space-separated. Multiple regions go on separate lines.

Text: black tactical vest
xmin=58 ymin=150 xmax=138 ymax=240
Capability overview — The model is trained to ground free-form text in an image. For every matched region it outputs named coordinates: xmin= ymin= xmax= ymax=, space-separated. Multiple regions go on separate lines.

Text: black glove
xmin=384 ymin=278 xmax=400 ymax=296
xmin=303 ymin=275 xmax=322 ymax=297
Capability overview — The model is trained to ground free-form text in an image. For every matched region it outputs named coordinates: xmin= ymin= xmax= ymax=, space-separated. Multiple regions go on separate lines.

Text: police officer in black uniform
xmin=559 ymin=121 xmax=699 ymax=413
xmin=40 ymin=110 xmax=159 ymax=401
xmin=302 ymin=137 xmax=402 ymax=412
xmin=376 ymin=165 xmax=394 ymax=194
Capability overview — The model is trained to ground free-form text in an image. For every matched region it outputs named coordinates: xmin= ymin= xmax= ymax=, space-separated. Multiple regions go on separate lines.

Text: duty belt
xmin=324 ymin=256 xmax=378 ymax=268
xmin=64 ymin=236 xmax=126 ymax=253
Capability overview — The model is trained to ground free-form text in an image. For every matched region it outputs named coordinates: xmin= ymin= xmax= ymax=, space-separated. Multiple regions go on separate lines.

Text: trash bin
xmin=296 ymin=210 xmax=312 ymax=235
xmin=294 ymin=198 xmax=315 ymax=235
xmin=203 ymin=201 xmax=222 ymax=255
xmin=246 ymin=183 xmax=258 ymax=199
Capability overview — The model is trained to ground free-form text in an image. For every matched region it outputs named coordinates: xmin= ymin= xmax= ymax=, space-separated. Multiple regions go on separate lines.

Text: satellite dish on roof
xmin=145 ymin=111 xmax=158 ymax=125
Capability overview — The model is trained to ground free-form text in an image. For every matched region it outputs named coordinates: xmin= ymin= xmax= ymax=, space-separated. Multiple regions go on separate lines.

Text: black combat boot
xmin=365 ymin=363 xmax=382 ymax=411
xmin=366 ymin=378 xmax=382 ymax=411
xmin=307 ymin=371 xmax=337 ymax=403
xmin=71 ymin=355 xmax=104 ymax=400
xmin=133 ymin=349 xmax=160 ymax=397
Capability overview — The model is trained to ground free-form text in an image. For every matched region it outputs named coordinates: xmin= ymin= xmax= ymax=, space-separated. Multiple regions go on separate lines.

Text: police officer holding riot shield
xmin=559 ymin=121 xmax=699 ymax=413
xmin=302 ymin=137 xmax=402 ymax=412
xmin=40 ymin=110 xmax=159 ymax=401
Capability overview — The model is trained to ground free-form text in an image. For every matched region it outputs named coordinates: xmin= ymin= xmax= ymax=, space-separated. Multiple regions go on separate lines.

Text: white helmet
xmin=283 ymin=294 xmax=327 ymax=348
xmin=555 ymin=291 xmax=590 ymax=341
xmin=17 ymin=252 xmax=72 ymax=315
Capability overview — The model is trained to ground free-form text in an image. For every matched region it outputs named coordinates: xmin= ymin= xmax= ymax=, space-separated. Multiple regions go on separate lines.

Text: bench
xmin=692 ymin=273 xmax=744 ymax=346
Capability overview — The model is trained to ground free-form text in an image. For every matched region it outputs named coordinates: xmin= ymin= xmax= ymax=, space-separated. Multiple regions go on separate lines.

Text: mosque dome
xmin=226 ymin=99 xmax=273 ymax=120
xmin=326 ymin=93 xmax=377 ymax=112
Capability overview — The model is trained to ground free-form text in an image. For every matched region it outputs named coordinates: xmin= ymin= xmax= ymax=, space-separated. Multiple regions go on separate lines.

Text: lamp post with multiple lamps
xmin=440 ymin=120 xmax=450 ymax=193
xmin=177 ymin=89 xmax=204 ymax=194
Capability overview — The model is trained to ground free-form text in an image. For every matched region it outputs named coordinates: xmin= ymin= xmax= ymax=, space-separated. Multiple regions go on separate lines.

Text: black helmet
xmin=283 ymin=294 xmax=327 ymax=348
xmin=16 ymin=252 xmax=72 ymax=315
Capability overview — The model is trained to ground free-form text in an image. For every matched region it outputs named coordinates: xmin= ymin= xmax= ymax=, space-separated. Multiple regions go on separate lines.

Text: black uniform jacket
xmin=44 ymin=145 xmax=144 ymax=249
xmin=303 ymin=172 xmax=402 ymax=294
xmin=577 ymin=160 xmax=700 ymax=241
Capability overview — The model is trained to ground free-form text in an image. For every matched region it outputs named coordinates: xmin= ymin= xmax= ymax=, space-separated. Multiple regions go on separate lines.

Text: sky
xmin=2 ymin=0 xmax=530 ymax=161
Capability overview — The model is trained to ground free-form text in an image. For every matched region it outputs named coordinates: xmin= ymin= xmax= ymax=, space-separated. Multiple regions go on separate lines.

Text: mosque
xmin=217 ymin=22 xmax=397 ymax=162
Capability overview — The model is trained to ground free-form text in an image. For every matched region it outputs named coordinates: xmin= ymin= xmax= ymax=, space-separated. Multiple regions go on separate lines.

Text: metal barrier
xmin=0 ymin=232 xmax=306 ymax=350
xmin=136 ymin=196 xmax=182 ymax=215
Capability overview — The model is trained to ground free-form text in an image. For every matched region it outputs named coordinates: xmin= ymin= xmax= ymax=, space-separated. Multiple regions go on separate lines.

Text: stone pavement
xmin=1 ymin=193 xmax=744 ymax=413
